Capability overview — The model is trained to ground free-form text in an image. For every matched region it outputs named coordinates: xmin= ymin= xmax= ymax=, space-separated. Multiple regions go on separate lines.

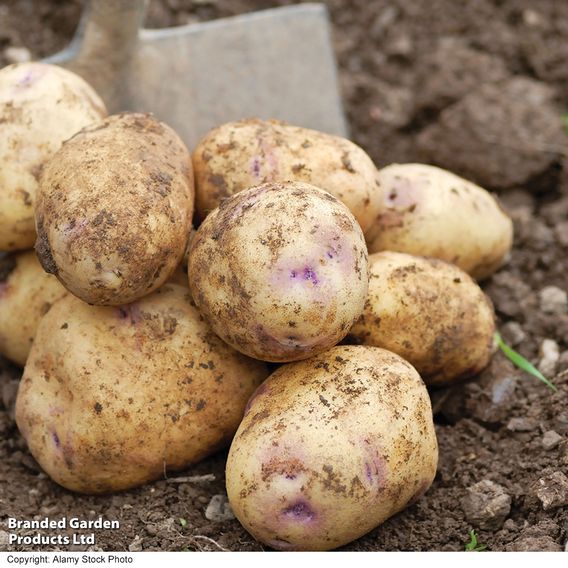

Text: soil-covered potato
xmin=0 ymin=251 xmax=68 ymax=366
xmin=226 ymin=345 xmax=438 ymax=551
xmin=15 ymin=284 xmax=268 ymax=494
xmin=366 ymin=163 xmax=513 ymax=279
xmin=0 ymin=62 xmax=107 ymax=251
xmin=192 ymin=119 xmax=383 ymax=233
xmin=348 ymin=251 xmax=495 ymax=385
xmin=35 ymin=112 xmax=194 ymax=305
xmin=189 ymin=181 xmax=369 ymax=362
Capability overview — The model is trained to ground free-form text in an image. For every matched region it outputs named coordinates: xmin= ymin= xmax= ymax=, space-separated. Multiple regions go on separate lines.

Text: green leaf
xmin=179 ymin=517 xmax=188 ymax=528
xmin=494 ymin=332 xmax=557 ymax=392
xmin=465 ymin=530 xmax=487 ymax=552
xmin=563 ymin=114 xmax=568 ymax=136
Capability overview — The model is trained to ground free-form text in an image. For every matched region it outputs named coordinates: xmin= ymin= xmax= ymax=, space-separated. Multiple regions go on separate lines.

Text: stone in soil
xmin=416 ymin=77 xmax=565 ymax=189
xmin=436 ymin=355 xmax=519 ymax=426
xmin=499 ymin=321 xmax=526 ymax=347
xmin=414 ymin=39 xmax=509 ymax=113
xmin=506 ymin=417 xmax=538 ymax=432
xmin=535 ymin=472 xmax=568 ymax=511
xmin=504 ymin=520 xmax=562 ymax=552
xmin=128 ymin=535 xmax=144 ymax=552
xmin=505 ymin=536 xmax=563 ymax=552
xmin=3 ymin=46 xmax=31 ymax=63
xmin=538 ymin=338 xmax=560 ymax=377
xmin=205 ymin=494 xmax=235 ymax=522
xmin=541 ymin=431 xmax=563 ymax=450
xmin=461 ymin=480 xmax=512 ymax=529
xmin=539 ymin=286 xmax=568 ymax=314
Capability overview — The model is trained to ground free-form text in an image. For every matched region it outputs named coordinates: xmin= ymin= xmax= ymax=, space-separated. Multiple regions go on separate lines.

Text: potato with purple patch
xmin=348 ymin=251 xmax=495 ymax=386
xmin=188 ymin=181 xmax=369 ymax=362
xmin=366 ymin=163 xmax=513 ymax=280
xmin=35 ymin=112 xmax=194 ymax=305
xmin=0 ymin=62 xmax=107 ymax=251
xmin=226 ymin=345 xmax=438 ymax=551
xmin=192 ymin=118 xmax=383 ymax=233
xmin=15 ymin=284 xmax=268 ymax=494
xmin=0 ymin=251 xmax=68 ymax=366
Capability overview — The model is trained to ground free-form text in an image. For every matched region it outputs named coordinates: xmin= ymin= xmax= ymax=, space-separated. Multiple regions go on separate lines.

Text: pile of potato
xmin=0 ymin=62 xmax=513 ymax=551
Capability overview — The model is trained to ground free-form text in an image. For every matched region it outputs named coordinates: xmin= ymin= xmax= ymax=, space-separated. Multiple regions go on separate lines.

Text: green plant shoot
xmin=494 ymin=332 xmax=557 ymax=392
xmin=465 ymin=530 xmax=487 ymax=552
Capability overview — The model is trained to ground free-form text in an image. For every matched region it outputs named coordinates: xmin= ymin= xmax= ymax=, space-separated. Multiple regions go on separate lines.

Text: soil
xmin=1 ymin=0 xmax=568 ymax=553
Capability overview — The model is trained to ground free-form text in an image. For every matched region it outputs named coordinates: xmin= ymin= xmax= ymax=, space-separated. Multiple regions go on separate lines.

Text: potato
xmin=35 ymin=112 xmax=194 ymax=305
xmin=192 ymin=118 xmax=383 ymax=233
xmin=226 ymin=345 xmax=438 ymax=551
xmin=0 ymin=251 xmax=68 ymax=366
xmin=348 ymin=252 xmax=495 ymax=386
xmin=189 ymin=181 xmax=369 ymax=362
xmin=366 ymin=163 xmax=513 ymax=279
xmin=0 ymin=62 xmax=107 ymax=251
xmin=15 ymin=284 xmax=268 ymax=494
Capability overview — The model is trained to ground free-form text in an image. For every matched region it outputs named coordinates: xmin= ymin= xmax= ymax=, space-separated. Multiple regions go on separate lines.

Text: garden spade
xmin=45 ymin=0 xmax=348 ymax=149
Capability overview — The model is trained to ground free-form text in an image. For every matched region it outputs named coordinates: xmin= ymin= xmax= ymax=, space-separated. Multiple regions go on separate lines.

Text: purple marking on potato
xmin=365 ymin=462 xmax=373 ymax=483
xmin=52 ymin=431 xmax=61 ymax=449
xmin=244 ymin=382 xmax=269 ymax=415
xmin=285 ymin=473 xmax=297 ymax=480
xmin=281 ymin=500 xmax=315 ymax=522
xmin=16 ymin=68 xmax=40 ymax=89
xmin=250 ymin=156 xmax=262 ymax=179
xmin=270 ymin=227 xmax=359 ymax=292
xmin=303 ymin=267 xmax=318 ymax=284
xmin=258 ymin=139 xmax=279 ymax=180
xmin=116 ymin=304 xmax=142 ymax=325
xmin=266 ymin=538 xmax=295 ymax=551
xmin=362 ymin=438 xmax=387 ymax=490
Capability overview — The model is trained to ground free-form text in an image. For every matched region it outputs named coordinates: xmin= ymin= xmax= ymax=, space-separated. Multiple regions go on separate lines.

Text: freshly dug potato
xmin=0 ymin=62 xmax=107 ymax=251
xmin=15 ymin=284 xmax=268 ymax=494
xmin=366 ymin=163 xmax=513 ymax=279
xmin=226 ymin=345 xmax=438 ymax=551
xmin=193 ymin=118 xmax=383 ymax=233
xmin=189 ymin=181 xmax=369 ymax=362
xmin=35 ymin=112 xmax=194 ymax=305
xmin=348 ymin=252 xmax=495 ymax=386
xmin=0 ymin=251 xmax=67 ymax=366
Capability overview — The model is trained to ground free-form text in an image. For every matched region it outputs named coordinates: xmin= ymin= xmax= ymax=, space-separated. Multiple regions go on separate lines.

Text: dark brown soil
xmin=1 ymin=0 xmax=568 ymax=553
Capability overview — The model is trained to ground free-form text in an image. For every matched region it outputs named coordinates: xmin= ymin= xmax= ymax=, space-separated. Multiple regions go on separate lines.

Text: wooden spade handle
xmin=58 ymin=0 xmax=149 ymax=112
